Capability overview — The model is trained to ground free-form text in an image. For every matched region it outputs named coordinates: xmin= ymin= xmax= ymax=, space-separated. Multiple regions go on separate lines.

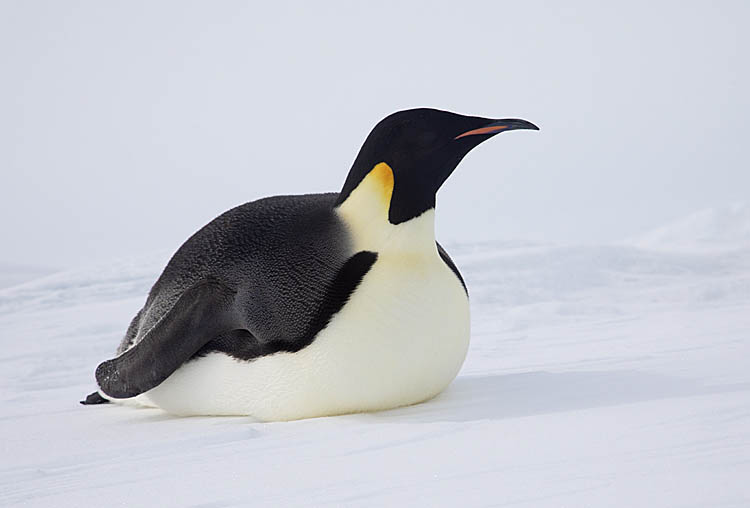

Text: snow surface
xmin=1 ymin=209 xmax=749 ymax=507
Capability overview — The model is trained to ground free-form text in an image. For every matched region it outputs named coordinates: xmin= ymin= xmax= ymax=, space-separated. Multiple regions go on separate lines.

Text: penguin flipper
xmin=95 ymin=279 xmax=239 ymax=399
xmin=436 ymin=242 xmax=466 ymax=294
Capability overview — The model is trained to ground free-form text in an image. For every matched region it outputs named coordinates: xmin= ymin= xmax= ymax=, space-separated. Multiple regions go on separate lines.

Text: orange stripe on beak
xmin=454 ymin=125 xmax=508 ymax=140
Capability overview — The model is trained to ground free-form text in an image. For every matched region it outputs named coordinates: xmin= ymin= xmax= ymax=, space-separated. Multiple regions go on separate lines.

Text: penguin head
xmin=336 ymin=108 xmax=538 ymax=224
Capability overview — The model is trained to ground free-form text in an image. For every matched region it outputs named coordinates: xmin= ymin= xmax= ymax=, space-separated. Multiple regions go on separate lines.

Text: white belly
xmin=144 ymin=252 xmax=470 ymax=421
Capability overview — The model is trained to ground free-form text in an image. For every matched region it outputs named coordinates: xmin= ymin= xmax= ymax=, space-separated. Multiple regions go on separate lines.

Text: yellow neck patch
xmin=338 ymin=162 xmax=394 ymax=217
xmin=368 ymin=162 xmax=395 ymax=207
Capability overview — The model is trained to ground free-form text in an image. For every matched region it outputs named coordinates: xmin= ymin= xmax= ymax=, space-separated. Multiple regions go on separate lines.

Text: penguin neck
xmin=336 ymin=162 xmax=437 ymax=256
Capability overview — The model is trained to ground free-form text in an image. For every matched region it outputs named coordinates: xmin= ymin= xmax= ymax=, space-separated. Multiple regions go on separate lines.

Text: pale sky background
xmin=1 ymin=1 xmax=748 ymax=269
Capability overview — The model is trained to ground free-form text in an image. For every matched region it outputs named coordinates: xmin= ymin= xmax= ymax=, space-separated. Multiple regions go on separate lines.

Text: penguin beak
xmin=454 ymin=118 xmax=539 ymax=140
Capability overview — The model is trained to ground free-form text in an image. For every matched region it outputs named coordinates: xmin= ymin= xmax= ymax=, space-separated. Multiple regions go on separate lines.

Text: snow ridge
xmin=629 ymin=202 xmax=750 ymax=252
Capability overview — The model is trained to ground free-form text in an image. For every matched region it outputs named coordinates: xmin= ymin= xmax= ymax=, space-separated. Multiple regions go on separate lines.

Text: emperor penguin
xmin=83 ymin=108 xmax=538 ymax=421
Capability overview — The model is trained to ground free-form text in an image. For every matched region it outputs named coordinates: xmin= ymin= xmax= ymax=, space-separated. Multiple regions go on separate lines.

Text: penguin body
xmin=147 ymin=212 xmax=469 ymax=420
xmin=86 ymin=109 xmax=537 ymax=420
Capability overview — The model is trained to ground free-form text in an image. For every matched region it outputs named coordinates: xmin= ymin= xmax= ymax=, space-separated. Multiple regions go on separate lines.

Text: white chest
xmin=297 ymin=249 xmax=471 ymax=415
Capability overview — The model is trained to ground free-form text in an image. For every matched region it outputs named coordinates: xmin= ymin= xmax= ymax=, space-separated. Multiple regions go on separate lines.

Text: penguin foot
xmin=80 ymin=391 xmax=110 ymax=405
